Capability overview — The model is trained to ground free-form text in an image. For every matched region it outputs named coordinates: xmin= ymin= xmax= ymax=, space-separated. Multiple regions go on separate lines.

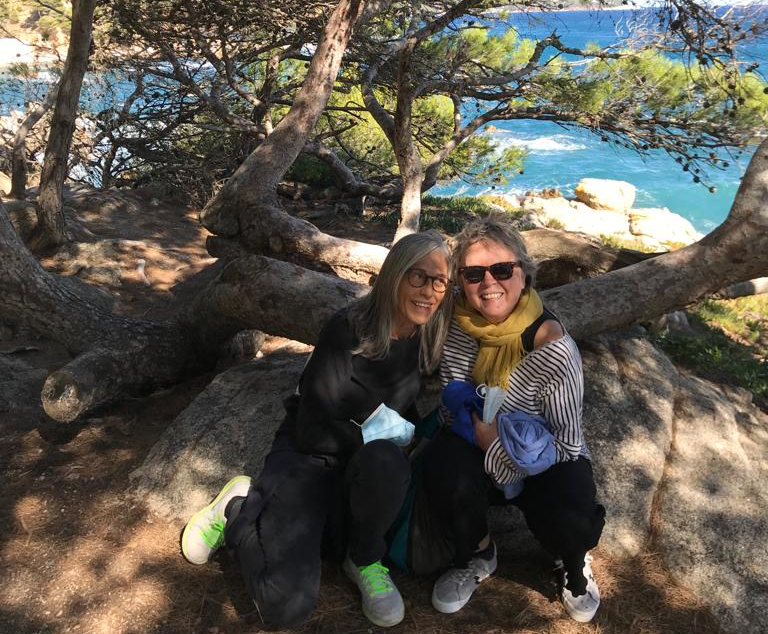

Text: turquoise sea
xmin=433 ymin=8 xmax=768 ymax=233
xmin=1 ymin=8 xmax=766 ymax=233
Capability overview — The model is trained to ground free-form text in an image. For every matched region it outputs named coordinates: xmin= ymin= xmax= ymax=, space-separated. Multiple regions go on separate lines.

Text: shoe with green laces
xmin=181 ymin=475 xmax=251 ymax=564
xmin=343 ymin=557 xmax=405 ymax=627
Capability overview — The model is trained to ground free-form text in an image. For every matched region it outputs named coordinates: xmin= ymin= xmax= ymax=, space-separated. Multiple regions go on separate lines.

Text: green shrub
xmin=285 ymin=155 xmax=337 ymax=188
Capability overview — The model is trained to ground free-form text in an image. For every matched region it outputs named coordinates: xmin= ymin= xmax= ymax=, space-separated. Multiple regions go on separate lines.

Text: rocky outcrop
xmin=520 ymin=195 xmax=637 ymax=241
xmin=575 ymin=178 xmax=636 ymax=212
xmin=629 ymin=206 xmax=702 ymax=246
xmin=507 ymin=178 xmax=704 ymax=249
xmin=131 ymin=332 xmax=768 ymax=634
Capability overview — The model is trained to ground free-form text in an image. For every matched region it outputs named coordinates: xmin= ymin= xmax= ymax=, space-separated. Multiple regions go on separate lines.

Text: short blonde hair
xmin=452 ymin=214 xmax=536 ymax=288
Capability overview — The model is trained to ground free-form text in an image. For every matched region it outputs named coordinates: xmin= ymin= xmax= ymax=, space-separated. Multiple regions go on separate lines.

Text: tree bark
xmin=713 ymin=277 xmax=768 ymax=300
xmin=33 ymin=0 xmax=99 ymax=251
xmin=9 ymin=83 xmax=60 ymax=200
xmin=392 ymin=42 xmax=424 ymax=243
xmin=201 ymin=0 xmax=371 ymax=236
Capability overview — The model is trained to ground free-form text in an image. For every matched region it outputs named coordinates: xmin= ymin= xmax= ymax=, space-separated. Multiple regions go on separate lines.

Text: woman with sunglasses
xmin=419 ymin=216 xmax=605 ymax=623
xmin=179 ymin=231 xmax=453 ymax=629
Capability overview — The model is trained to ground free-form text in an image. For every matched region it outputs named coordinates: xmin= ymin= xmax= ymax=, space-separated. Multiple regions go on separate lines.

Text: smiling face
xmin=392 ymin=249 xmax=449 ymax=338
xmin=460 ymin=239 xmax=525 ymax=324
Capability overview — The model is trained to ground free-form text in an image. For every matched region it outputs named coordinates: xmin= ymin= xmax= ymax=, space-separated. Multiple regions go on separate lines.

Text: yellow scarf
xmin=454 ymin=288 xmax=543 ymax=388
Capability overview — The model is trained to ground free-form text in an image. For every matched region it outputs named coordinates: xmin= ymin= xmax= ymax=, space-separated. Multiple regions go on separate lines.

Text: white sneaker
xmin=555 ymin=553 xmax=600 ymax=623
xmin=343 ymin=557 xmax=405 ymax=627
xmin=181 ymin=475 xmax=251 ymax=564
xmin=431 ymin=542 xmax=497 ymax=614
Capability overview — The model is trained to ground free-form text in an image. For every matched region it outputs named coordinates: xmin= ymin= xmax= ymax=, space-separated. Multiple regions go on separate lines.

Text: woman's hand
xmin=472 ymin=411 xmax=499 ymax=451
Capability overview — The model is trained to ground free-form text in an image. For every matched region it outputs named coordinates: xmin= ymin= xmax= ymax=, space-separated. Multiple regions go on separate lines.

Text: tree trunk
xmin=392 ymin=42 xmax=424 ymax=243
xmin=9 ymin=83 xmax=60 ymax=200
xmin=33 ymin=0 xmax=98 ymax=251
xmin=197 ymin=0 xmax=396 ymax=276
xmin=3 ymin=129 xmax=766 ymax=423
xmin=713 ymin=277 xmax=768 ymax=300
xmin=201 ymin=0 xmax=371 ymax=236
xmin=0 ymin=199 xmax=201 ymax=422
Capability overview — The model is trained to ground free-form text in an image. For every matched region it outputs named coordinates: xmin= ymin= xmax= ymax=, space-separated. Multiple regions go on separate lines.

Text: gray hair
xmin=451 ymin=214 xmax=537 ymax=288
xmin=347 ymin=230 xmax=453 ymax=374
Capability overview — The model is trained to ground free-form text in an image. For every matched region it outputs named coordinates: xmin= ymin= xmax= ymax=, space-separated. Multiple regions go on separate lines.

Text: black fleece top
xmin=281 ymin=308 xmax=422 ymax=459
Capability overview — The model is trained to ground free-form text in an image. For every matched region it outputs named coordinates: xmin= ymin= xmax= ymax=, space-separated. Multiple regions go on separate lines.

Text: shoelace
xmin=445 ymin=567 xmax=477 ymax=585
xmin=200 ymin=518 xmax=226 ymax=549
xmin=358 ymin=562 xmax=395 ymax=597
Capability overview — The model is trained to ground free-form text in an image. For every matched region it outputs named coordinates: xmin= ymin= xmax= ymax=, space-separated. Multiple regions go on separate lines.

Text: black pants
xmin=418 ymin=430 xmax=605 ymax=581
xmin=224 ymin=439 xmax=410 ymax=630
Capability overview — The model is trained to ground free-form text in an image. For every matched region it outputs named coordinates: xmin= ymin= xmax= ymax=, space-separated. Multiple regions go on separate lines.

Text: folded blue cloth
xmin=497 ymin=411 xmax=556 ymax=477
xmin=441 ymin=380 xmax=484 ymax=445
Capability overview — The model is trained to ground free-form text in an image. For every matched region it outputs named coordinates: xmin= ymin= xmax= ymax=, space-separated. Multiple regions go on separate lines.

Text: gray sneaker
xmin=432 ymin=542 xmax=497 ymax=613
xmin=343 ymin=557 xmax=405 ymax=627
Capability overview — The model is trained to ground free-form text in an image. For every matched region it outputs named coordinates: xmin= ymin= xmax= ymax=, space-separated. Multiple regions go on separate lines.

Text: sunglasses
xmin=458 ymin=261 xmax=520 ymax=284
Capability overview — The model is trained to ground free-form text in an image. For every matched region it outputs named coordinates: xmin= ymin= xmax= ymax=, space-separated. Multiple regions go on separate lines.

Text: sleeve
xmin=293 ymin=312 xmax=364 ymax=455
xmin=482 ymin=338 xmax=584 ymax=483
xmin=484 ymin=437 xmax=525 ymax=485
xmin=541 ymin=340 xmax=584 ymax=462
xmin=438 ymin=321 xmax=479 ymax=427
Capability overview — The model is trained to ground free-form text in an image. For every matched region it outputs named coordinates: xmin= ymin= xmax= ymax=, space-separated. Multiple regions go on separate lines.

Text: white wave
xmin=493 ymin=132 xmax=587 ymax=153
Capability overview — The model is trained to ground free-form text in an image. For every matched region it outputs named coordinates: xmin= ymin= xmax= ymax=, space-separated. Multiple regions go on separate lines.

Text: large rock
xmin=581 ymin=334 xmax=676 ymax=557
xmin=629 ymin=207 xmax=703 ymax=246
xmin=520 ymin=195 xmax=633 ymax=239
xmin=655 ymin=375 xmax=768 ymax=634
xmin=575 ymin=178 xmax=636 ymax=212
xmin=130 ymin=342 xmax=312 ymax=520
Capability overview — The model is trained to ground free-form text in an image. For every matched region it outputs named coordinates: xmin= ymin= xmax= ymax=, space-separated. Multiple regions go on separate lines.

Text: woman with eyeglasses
xmin=179 ymin=231 xmax=453 ymax=629
xmin=417 ymin=216 xmax=605 ymax=623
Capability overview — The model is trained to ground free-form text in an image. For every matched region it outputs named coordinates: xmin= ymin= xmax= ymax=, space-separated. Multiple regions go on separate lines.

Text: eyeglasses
xmin=406 ymin=268 xmax=451 ymax=293
xmin=458 ymin=261 xmax=520 ymax=284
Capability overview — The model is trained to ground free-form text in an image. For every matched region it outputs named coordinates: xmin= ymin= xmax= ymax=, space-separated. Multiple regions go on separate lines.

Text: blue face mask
xmin=354 ymin=403 xmax=415 ymax=447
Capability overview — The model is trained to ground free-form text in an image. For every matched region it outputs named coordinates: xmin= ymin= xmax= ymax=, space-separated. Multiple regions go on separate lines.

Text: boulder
xmin=655 ymin=376 xmax=768 ymax=634
xmin=520 ymin=195 xmax=634 ymax=239
xmin=581 ymin=334 xmax=676 ymax=558
xmin=629 ymin=207 xmax=703 ymax=246
xmin=575 ymin=178 xmax=636 ymax=212
xmin=130 ymin=342 xmax=312 ymax=520
xmin=0 ymin=171 xmax=10 ymax=196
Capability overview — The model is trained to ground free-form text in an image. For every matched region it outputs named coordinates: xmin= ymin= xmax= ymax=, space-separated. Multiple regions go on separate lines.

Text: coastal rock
xmin=575 ymin=178 xmax=636 ymax=212
xmin=0 ymin=171 xmax=10 ymax=196
xmin=581 ymin=334 xmax=676 ymax=558
xmin=629 ymin=207 xmax=703 ymax=246
xmin=520 ymin=195 xmax=634 ymax=239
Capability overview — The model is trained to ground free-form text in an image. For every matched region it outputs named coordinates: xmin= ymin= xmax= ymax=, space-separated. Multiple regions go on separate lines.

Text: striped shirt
xmin=439 ymin=318 xmax=589 ymax=486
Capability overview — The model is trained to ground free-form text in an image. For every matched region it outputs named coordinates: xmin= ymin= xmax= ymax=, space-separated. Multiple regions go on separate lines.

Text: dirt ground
xmin=0 ymin=192 xmax=726 ymax=634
